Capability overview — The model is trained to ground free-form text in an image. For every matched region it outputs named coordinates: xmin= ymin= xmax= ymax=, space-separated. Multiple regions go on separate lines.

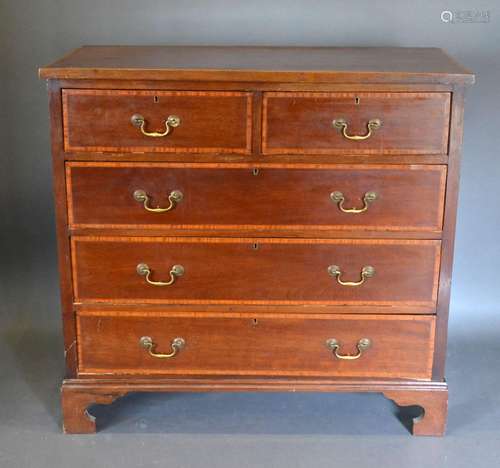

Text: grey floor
xmin=1 ymin=263 xmax=499 ymax=468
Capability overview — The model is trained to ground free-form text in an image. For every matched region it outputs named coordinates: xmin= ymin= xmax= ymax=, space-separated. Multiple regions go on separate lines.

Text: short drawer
xmin=71 ymin=237 xmax=440 ymax=308
xmin=77 ymin=311 xmax=435 ymax=379
xmin=262 ymin=92 xmax=450 ymax=155
xmin=62 ymin=89 xmax=252 ymax=153
xmin=67 ymin=163 xmax=446 ymax=233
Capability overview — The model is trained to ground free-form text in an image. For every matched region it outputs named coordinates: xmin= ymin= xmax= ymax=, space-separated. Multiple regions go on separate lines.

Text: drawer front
xmin=262 ymin=92 xmax=450 ymax=155
xmin=72 ymin=237 xmax=440 ymax=307
xmin=67 ymin=163 xmax=446 ymax=232
xmin=62 ymin=90 xmax=252 ymax=153
xmin=77 ymin=311 xmax=435 ymax=379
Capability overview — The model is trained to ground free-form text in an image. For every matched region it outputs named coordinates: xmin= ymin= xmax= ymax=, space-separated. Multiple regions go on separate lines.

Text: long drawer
xmin=262 ymin=92 xmax=450 ymax=155
xmin=71 ymin=237 xmax=440 ymax=307
xmin=77 ymin=311 xmax=435 ymax=379
xmin=62 ymin=89 xmax=252 ymax=153
xmin=66 ymin=163 xmax=446 ymax=233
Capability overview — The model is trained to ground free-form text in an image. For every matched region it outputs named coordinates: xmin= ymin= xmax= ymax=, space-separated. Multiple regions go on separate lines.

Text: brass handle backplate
xmin=326 ymin=338 xmax=372 ymax=360
xmin=136 ymin=263 xmax=184 ymax=286
xmin=328 ymin=265 xmax=375 ymax=286
xmin=332 ymin=118 xmax=382 ymax=141
xmin=330 ymin=191 xmax=377 ymax=213
xmin=131 ymin=113 xmax=181 ymax=137
xmin=133 ymin=189 xmax=183 ymax=213
xmin=140 ymin=336 xmax=185 ymax=359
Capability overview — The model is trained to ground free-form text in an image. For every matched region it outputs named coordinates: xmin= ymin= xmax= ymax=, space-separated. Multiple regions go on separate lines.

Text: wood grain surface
xmin=71 ymin=237 xmax=441 ymax=306
xmin=66 ymin=162 xmax=446 ymax=233
xmin=263 ymin=92 xmax=450 ymax=155
xmin=62 ymin=90 xmax=252 ymax=153
xmin=77 ymin=311 xmax=435 ymax=379
xmin=39 ymin=46 xmax=474 ymax=84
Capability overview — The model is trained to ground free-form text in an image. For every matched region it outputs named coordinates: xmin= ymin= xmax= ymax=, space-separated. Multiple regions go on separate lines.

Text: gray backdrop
xmin=1 ymin=2 xmax=499 ymax=465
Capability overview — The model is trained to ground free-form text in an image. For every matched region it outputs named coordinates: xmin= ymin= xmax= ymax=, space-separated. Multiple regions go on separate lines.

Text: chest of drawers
xmin=39 ymin=46 xmax=474 ymax=435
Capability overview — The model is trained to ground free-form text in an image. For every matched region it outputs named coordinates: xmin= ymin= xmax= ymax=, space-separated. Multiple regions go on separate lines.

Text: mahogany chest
xmin=39 ymin=46 xmax=474 ymax=435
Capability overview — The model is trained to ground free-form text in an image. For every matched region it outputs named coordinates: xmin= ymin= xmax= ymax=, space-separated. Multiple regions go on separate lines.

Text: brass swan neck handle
xmin=140 ymin=336 xmax=185 ymax=358
xmin=136 ymin=263 xmax=184 ymax=286
xmin=328 ymin=265 xmax=375 ymax=286
xmin=326 ymin=338 xmax=372 ymax=360
xmin=131 ymin=113 xmax=181 ymax=137
xmin=332 ymin=118 xmax=382 ymax=141
xmin=330 ymin=191 xmax=377 ymax=213
xmin=133 ymin=189 xmax=183 ymax=213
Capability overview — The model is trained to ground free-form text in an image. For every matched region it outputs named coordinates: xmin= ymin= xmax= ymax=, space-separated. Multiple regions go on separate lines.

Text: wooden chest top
xmin=39 ymin=46 xmax=474 ymax=84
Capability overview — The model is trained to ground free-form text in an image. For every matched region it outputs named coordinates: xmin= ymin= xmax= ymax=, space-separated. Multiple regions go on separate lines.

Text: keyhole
xmin=252 ymin=243 xmax=259 ymax=250
xmin=252 ymin=168 xmax=259 ymax=176
xmin=354 ymin=96 xmax=360 ymax=105
xmin=154 ymin=95 xmax=159 ymax=103
xmin=252 ymin=318 xmax=259 ymax=326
